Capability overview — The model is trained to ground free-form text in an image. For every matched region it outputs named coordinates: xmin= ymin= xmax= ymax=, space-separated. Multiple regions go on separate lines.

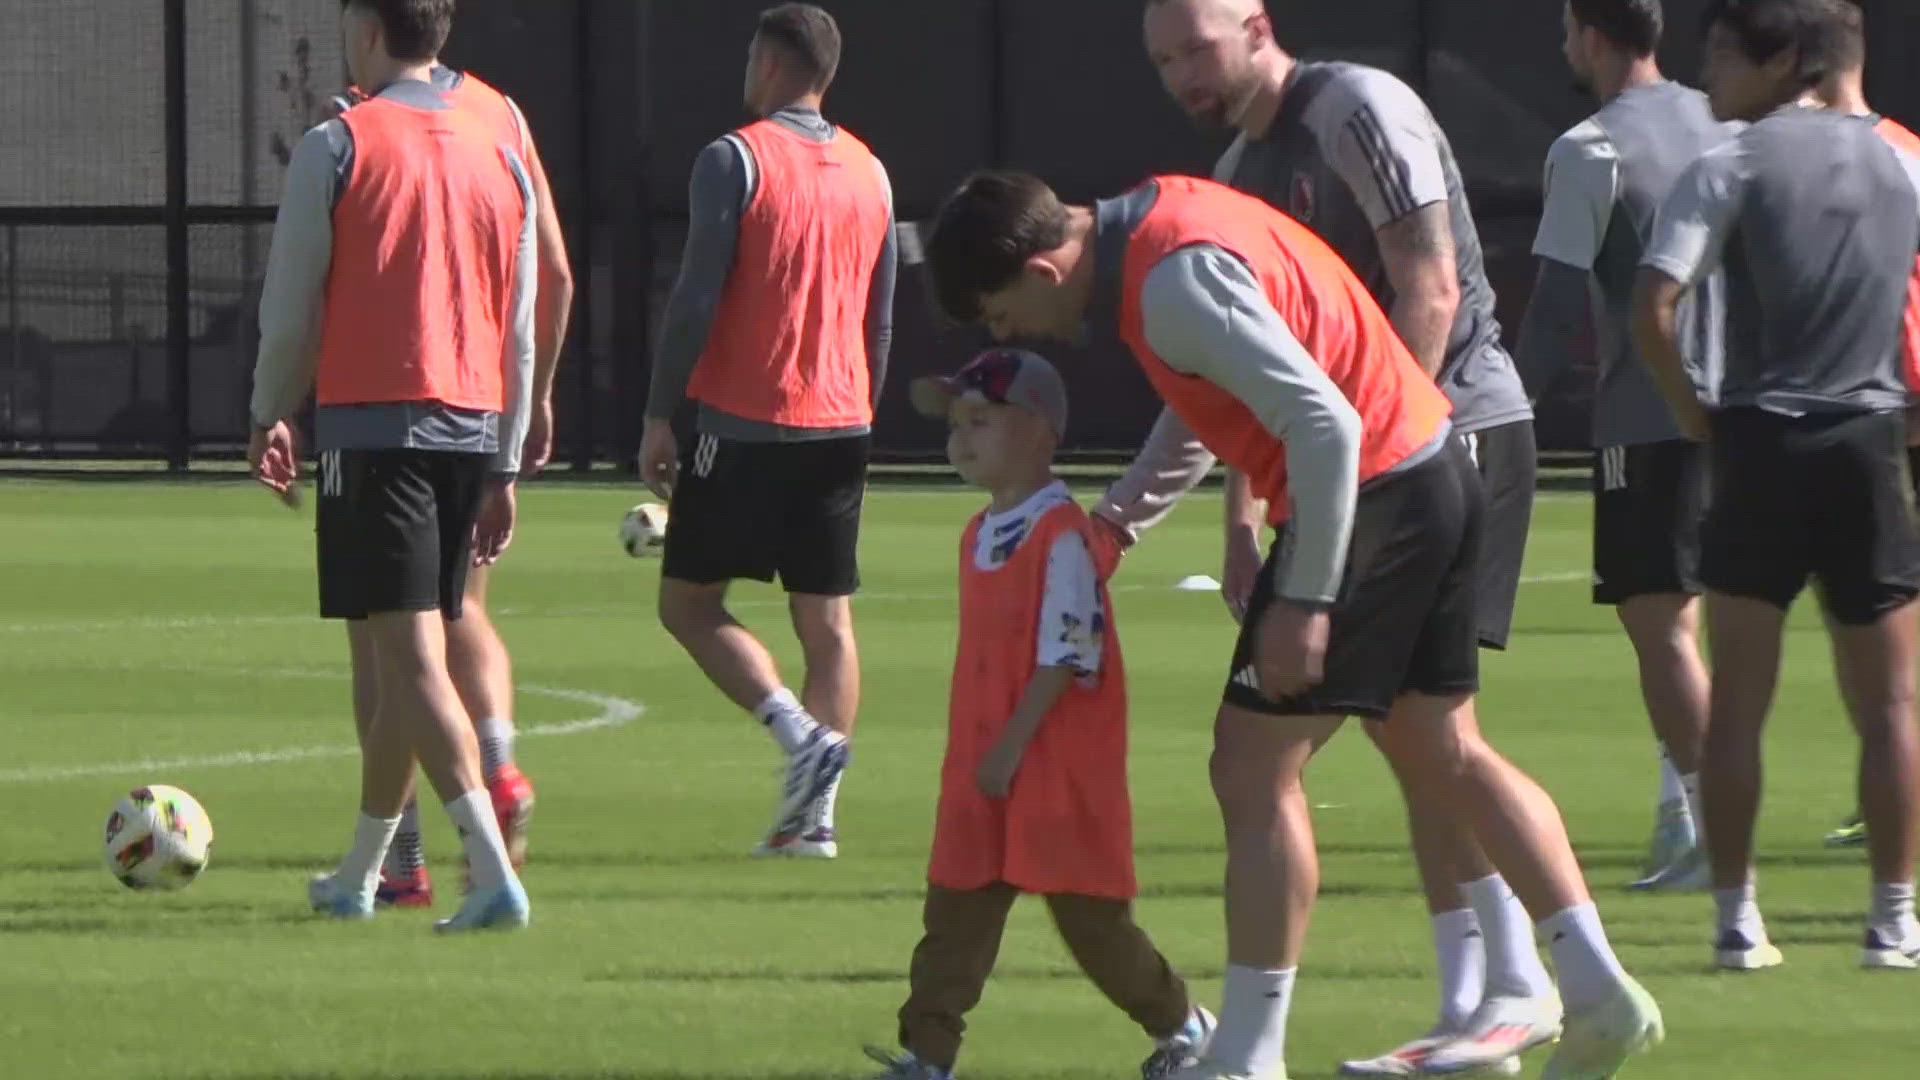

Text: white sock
xmin=446 ymin=789 xmax=516 ymax=892
xmin=337 ymin=812 xmax=401 ymax=898
xmin=1679 ymin=772 xmax=1704 ymax=838
xmin=382 ymin=798 xmax=424 ymax=878
xmin=475 ymin=715 xmax=515 ymax=778
xmin=1713 ymin=877 xmax=1765 ymax=941
xmin=1463 ymin=874 xmax=1555 ymax=999
xmin=1657 ymin=747 xmax=1685 ymax=807
xmin=812 ymin=772 xmax=843 ymax=833
xmin=753 ymin=688 xmax=821 ymax=755
xmin=1208 ymin=964 xmax=1294 ymax=1075
xmin=1869 ymin=880 xmax=1917 ymax=939
xmin=1540 ymin=903 xmax=1631 ymax=1009
xmin=1431 ymin=909 xmax=1486 ymax=1032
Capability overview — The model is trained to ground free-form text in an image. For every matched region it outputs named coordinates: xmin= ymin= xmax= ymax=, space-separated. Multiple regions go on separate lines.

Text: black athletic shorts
xmin=1225 ymin=436 xmax=1482 ymax=720
xmin=1702 ymin=408 xmax=1920 ymax=627
xmin=1592 ymin=440 xmax=1709 ymax=605
xmin=1462 ymin=419 xmax=1535 ymax=650
xmin=661 ymin=431 xmax=868 ymax=596
xmin=315 ymin=447 xmax=489 ymax=621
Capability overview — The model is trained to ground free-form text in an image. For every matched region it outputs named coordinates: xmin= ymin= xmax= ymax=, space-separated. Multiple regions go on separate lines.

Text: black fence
xmin=5 ymin=0 xmax=1918 ymax=468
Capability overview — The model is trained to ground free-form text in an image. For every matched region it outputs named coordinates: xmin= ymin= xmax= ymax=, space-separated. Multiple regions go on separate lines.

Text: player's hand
xmin=637 ymin=419 xmax=679 ymax=500
xmin=521 ymin=395 xmax=555 ymax=476
xmin=1222 ymin=525 xmax=1263 ymax=624
xmin=1087 ymin=511 xmax=1133 ymax=580
xmin=1253 ymin=598 xmax=1328 ymax=698
xmin=248 ymin=422 xmax=301 ymax=508
xmin=472 ymin=478 xmax=517 ymax=566
xmin=975 ymin=735 xmax=1026 ymax=800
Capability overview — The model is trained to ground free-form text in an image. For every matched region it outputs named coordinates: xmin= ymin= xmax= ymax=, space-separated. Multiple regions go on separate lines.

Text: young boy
xmin=864 ymin=349 xmax=1214 ymax=1080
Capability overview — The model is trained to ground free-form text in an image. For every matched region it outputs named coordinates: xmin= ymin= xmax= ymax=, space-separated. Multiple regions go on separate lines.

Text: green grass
xmin=0 ymin=479 xmax=1904 ymax=1079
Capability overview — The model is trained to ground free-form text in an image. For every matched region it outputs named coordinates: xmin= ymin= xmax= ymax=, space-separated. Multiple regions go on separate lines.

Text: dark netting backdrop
xmin=4 ymin=1 xmax=1918 ymax=466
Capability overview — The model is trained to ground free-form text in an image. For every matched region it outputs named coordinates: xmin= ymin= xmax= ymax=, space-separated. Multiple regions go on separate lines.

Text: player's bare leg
xmin=1618 ymin=594 xmax=1711 ymax=888
xmin=347 ymin=621 xmax=434 ymax=908
xmin=1826 ymin=599 xmax=1920 ymax=968
xmin=1699 ymin=593 xmax=1787 ymax=969
xmin=1373 ymin=695 xmax=1661 ymax=1079
xmin=447 ymin=565 xmax=534 ymax=868
xmin=660 ymin=577 xmax=848 ymax=848
xmin=761 ymin=592 xmax=860 ymax=856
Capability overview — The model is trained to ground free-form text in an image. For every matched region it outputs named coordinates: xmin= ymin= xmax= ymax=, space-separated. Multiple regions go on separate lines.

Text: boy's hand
xmin=1254 ymin=598 xmax=1329 ymax=698
xmin=1088 ymin=512 xmax=1132 ymax=580
xmin=975 ymin=734 xmax=1026 ymax=800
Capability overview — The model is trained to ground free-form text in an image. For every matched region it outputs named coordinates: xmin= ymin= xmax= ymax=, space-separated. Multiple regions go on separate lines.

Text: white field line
xmin=0 ymin=677 xmax=641 ymax=785
xmin=0 ymin=572 xmax=1586 ymax=636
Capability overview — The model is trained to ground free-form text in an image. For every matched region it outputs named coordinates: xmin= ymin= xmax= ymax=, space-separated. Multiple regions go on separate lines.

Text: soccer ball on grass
xmin=620 ymin=503 xmax=670 ymax=557
xmin=103 ymin=784 xmax=213 ymax=891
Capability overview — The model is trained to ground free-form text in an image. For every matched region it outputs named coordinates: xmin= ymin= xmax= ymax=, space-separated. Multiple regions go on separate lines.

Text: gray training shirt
xmin=1521 ymin=80 xmax=1739 ymax=447
xmin=251 ymin=78 xmax=538 ymax=474
xmin=648 ymin=107 xmax=898 ymax=442
xmin=1643 ymin=105 xmax=1920 ymax=416
xmin=1214 ymin=61 xmax=1532 ymax=435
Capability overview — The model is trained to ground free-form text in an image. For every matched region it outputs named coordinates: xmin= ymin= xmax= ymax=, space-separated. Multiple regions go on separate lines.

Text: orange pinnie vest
xmin=316 ymin=95 xmax=527 ymax=411
xmin=1876 ymin=117 xmax=1920 ymax=406
xmin=687 ymin=120 xmax=890 ymax=428
xmin=1117 ymin=178 xmax=1452 ymax=525
xmin=445 ymin=70 xmax=529 ymax=158
xmin=928 ymin=501 xmax=1136 ymax=900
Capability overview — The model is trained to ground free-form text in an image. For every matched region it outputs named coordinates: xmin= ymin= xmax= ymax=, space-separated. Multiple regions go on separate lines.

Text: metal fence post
xmin=164 ymin=0 xmax=191 ymax=470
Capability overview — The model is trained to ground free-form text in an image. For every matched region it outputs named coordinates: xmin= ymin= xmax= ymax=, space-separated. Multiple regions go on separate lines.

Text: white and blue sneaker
xmin=307 ymin=873 xmax=375 ymax=921
xmin=1714 ymin=926 xmax=1784 ymax=970
xmin=1630 ymin=799 xmax=1700 ymax=889
xmin=863 ymin=1046 xmax=953 ymax=1079
xmin=433 ymin=878 xmax=530 ymax=933
xmin=1422 ymin=995 xmax=1560 ymax=1075
xmin=1143 ymin=1006 xmax=1216 ymax=1079
xmin=1861 ymin=923 xmax=1920 ymax=970
xmin=771 ymin=729 xmax=849 ymax=841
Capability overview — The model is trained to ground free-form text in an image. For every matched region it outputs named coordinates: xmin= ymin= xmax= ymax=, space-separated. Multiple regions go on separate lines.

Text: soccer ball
xmin=620 ymin=502 xmax=670 ymax=557
xmin=103 ymin=785 xmax=213 ymax=891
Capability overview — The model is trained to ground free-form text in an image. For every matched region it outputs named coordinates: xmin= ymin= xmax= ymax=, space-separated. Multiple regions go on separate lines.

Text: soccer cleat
xmin=375 ymin=866 xmax=434 ymax=909
xmin=1540 ymin=977 xmax=1663 ymax=1080
xmin=1422 ymin=996 xmax=1560 ymax=1075
xmin=1861 ymin=924 xmax=1920 ymax=970
xmin=1167 ymin=1063 xmax=1267 ymax=1080
xmin=1628 ymin=843 xmax=1710 ymax=892
xmin=771 ymin=729 xmax=849 ymax=841
xmin=1338 ymin=1033 xmax=1520 ymax=1076
xmin=1142 ymin=1006 xmax=1217 ymax=1079
xmin=1714 ymin=926 xmax=1785 ymax=970
xmin=862 ymin=1046 xmax=953 ymax=1080
xmin=754 ymin=825 xmax=840 ymax=859
xmin=1824 ymin=814 xmax=1869 ymax=848
xmin=307 ymin=873 xmax=375 ymax=920
xmin=487 ymin=762 xmax=535 ymax=869
xmin=433 ymin=878 xmax=530 ymax=933
xmin=1637 ymin=798 xmax=1697 ymax=878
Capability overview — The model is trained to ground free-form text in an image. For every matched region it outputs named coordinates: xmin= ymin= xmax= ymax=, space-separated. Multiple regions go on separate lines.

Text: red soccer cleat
xmin=375 ymin=866 xmax=434 ymax=909
xmin=487 ymin=763 xmax=535 ymax=869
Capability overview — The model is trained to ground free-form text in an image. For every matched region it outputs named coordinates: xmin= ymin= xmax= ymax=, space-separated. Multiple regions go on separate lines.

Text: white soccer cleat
xmin=1714 ymin=926 xmax=1785 ymax=970
xmin=1167 ymin=1064 xmax=1265 ymax=1080
xmin=1636 ymin=798 xmax=1696 ymax=878
xmin=1540 ymin=977 xmax=1664 ymax=1080
xmin=862 ymin=1046 xmax=952 ymax=1080
xmin=1628 ymin=844 xmax=1710 ymax=892
xmin=1421 ymin=995 xmax=1560 ymax=1075
xmin=1861 ymin=923 xmax=1920 ymax=970
xmin=1142 ymin=1006 xmax=1217 ymax=1079
xmin=433 ymin=879 xmax=530 ymax=933
xmin=770 ymin=729 xmax=849 ymax=840
xmin=753 ymin=825 xmax=839 ymax=859
xmin=307 ymin=873 xmax=374 ymax=921
xmin=1338 ymin=1032 xmax=1520 ymax=1076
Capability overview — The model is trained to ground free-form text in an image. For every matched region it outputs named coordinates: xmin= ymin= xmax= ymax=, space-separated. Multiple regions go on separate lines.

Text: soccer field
xmin=0 ymin=478 xmax=1907 ymax=1079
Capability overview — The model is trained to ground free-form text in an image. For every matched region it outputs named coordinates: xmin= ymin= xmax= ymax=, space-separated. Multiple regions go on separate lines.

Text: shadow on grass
xmin=582 ymin=960 xmax=1428 ymax=987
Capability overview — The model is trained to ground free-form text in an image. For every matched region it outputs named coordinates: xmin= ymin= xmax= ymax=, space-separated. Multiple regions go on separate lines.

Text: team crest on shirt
xmin=1290 ymin=171 xmax=1317 ymax=223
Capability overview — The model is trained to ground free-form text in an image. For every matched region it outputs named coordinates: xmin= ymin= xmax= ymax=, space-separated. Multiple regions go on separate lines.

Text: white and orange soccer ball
xmin=102 ymin=784 xmax=213 ymax=891
xmin=620 ymin=503 xmax=670 ymax=557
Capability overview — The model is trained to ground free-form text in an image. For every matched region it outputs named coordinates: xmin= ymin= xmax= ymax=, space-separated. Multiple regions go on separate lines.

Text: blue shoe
xmin=1143 ymin=1006 xmax=1216 ymax=1079
xmin=307 ymin=873 xmax=375 ymax=920
xmin=772 ymin=729 xmax=849 ymax=839
xmin=433 ymin=878 xmax=530 ymax=933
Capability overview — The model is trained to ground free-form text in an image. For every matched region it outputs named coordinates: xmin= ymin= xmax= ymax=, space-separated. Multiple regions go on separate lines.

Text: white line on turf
xmin=0 ymin=681 xmax=641 ymax=785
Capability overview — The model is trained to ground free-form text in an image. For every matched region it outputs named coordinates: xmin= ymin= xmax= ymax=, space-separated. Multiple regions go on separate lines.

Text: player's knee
xmin=657 ymin=580 xmax=723 ymax=641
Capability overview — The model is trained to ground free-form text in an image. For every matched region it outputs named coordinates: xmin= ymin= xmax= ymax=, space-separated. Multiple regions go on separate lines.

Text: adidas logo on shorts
xmin=1232 ymin=665 xmax=1261 ymax=691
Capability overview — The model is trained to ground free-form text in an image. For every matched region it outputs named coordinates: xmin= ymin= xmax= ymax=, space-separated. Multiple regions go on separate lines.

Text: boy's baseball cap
xmin=909 ymin=348 xmax=1068 ymax=437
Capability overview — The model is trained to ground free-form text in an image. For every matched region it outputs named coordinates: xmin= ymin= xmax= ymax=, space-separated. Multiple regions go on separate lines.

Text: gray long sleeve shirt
xmin=250 ymin=79 xmax=538 ymax=473
xmin=647 ymin=106 xmax=898 ymax=441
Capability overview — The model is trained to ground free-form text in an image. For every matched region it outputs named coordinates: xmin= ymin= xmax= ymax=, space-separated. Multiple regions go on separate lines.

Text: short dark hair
xmin=756 ymin=4 xmax=843 ymax=91
xmin=924 ymin=172 xmax=1071 ymax=324
xmin=342 ymin=0 xmax=455 ymax=62
xmin=1568 ymin=0 xmax=1665 ymax=56
xmin=1702 ymin=0 xmax=1850 ymax=88
xmin=1827 ymin=0 xmax=1865 ymax=73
